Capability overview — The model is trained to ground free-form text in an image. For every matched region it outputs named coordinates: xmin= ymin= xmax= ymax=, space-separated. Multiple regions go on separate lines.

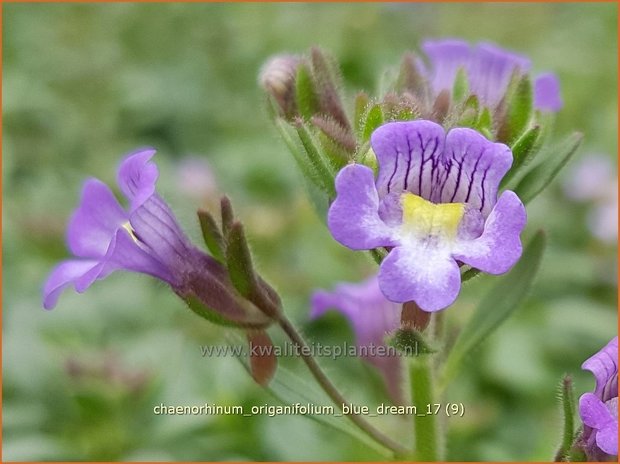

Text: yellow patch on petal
xmin=401 ymin=192 xmax=465 ymax=241
xmin=122 ymin=221 xmax=139 ymax=243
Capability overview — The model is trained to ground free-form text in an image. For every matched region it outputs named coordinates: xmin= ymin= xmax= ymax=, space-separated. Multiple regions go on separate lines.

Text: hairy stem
xmin=410 ymin=355 xmax=441 ymax=460
xmin=277 ymin=314 xmax=409 ymax=457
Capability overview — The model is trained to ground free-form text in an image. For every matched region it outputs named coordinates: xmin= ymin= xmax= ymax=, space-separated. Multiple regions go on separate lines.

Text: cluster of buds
xmin=260 ymin=43 xmax=579 ymax=213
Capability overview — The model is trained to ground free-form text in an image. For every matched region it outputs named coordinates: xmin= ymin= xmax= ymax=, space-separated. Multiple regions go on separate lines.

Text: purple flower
xmin=420 ymin=39 xmax=562 ymax=111
xmin=579 ymin=337 xmax=618 ymax=459
xmin=327 ymin=121 xmax=526 ymax=312
xmin=311 ymin=276 xmax=403 ymax=404
xmin=564 ymin=155 xmax=618 ymax=244
xmin=43 ymin=149 xmax=268 ymax=327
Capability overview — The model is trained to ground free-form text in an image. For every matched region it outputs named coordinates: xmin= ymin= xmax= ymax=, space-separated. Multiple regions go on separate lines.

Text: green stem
xmin=277 ymin=314 xmax=410 ymax=457
xmin=410 ymin=355 xmax=441 ymax=460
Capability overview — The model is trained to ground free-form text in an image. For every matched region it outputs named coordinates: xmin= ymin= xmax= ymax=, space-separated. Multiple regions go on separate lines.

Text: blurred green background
xmin=3 ymin=2 xmax=617 ymax=461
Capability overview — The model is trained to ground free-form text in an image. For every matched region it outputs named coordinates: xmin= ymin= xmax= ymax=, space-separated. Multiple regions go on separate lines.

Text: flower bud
xmin=259 ymin=54 xmax=300 ymax=119
xmin=247 ymin=330 xmax=277 ymax=386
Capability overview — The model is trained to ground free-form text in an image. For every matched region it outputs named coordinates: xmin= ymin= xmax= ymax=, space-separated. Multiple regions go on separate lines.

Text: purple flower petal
xmin=372 ymin=120 xmax=445 ymax=199
xmin=468 ymin=42 xmax=530 ymax=108
xmin=452 ymin=190 xmax=526 ymax=274
xmin=43 ymin=259 xmax=99 ymax=309
xmin=327 ymin=164 xmax=399 ymax=250
xmin=311 ymin=276 xmax=403 ymax=404
xmin=74 ymin=229 xmax=174 ymax=292
xmin=580 ymin=392 xmax=613 ymax=429
xmin=583 ymin=336 xmax=618 ymax=402
xmin=129 ymin=194 xmax=192 ymax=271
xmin=378 ymin=245 xmax=461 ymax=311
xmin=117 ymin=148 xmax=158 ymax=211
xmin=534 ymin=73 xmax=562 ymax=112
xmin=440 ymin=127 xmax=513 ymax=217
xmin=67 ymin=179 xmax=128 ymax=259
xmin=421 ymin=39 xmax=471 ymax=96
xmin=596 ymin=420 xmax=618 ymax=456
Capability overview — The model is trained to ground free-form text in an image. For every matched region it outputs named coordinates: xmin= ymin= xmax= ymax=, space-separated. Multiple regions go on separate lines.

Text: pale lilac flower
xmin=579 ymin=337 xmax=618 ymax=459
xmin=175 ymin=156 xmax=218 ymax=201
xmin=43 ymin=149 xmax=266 ymax=326
xmin=420 ymin=39 xmax=562 ymax=111
xmin=311 ymin=276 xmax=403 ymax=404
xmin=564 ymin=155 xmax=618 ymax=244
xmin=328 ymin=121 xmax=526 ymax=312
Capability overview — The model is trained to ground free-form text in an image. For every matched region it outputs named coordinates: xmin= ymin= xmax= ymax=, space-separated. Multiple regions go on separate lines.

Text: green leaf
xmin=362 ymin=104 xmax=384 ymax=142
xmin=440 ymin=231 xmax=546 ymax=390
xmin=452 ymin=67 xmax=469 ymax=103
xmin=295 ymin=62 xmax=319 ymax=119
xmin=274 ymin=118 xmax=330 ymax=218
xmin=197 ymin=209 xmax=225 ymax=262
xmin=514 ymin=132 xmax=583 ymax=204
xmin=554 ymin=375 xmax=576 ymax=461
xmin=500 ymin=125 xmax=542 ymax=188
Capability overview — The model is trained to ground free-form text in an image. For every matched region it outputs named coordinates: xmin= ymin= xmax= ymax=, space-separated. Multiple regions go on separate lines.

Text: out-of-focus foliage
xmin=3 ymin=3 xmax=617 ymax=461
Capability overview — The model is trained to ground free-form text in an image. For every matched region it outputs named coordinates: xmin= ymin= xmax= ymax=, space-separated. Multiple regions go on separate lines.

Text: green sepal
xmin=498 ymin=75 xmax=533 ymax=143
xmin=554 ymin=374 xmax=577 ymax=462
xmin=295 ymin=120 xmax=336 ymax=197
xmin=184 ymin=295 xmax=243 ymax=328
xmin=310 ymin=47 xmax=351 ymax=131
xmin=368 ymin=246 xmax=386 ymax=265
xmin=295 ymin=62 xmax=319 ymax=120
xmin=225 ymin=221 xmax=257 ymax=298
xmin=311 ymin=115 xmax=356 ymax=161
xmin=388 ymin=328 xmax=437 ymax=356
xmin=354 ymin=92 xmax=370 ymax=136
xmin=226 ymin=222 xmax=278 ymax=316
xmin=452 ymin=67 xmax=469 ymax=103
xmin=362 ymin=104 xmax=384 ymax=142
xmin=183 ymin=295 xmax=270 ymax=330
xmin=197 ymin=209 xmax=225 ymax=262
xmin=514 ymin=132 xmax=583 ymax=204
xmin=395 ymin=52 xmax=425 ymax=95
xmin=475 ymin=107 xmax=493 ymax=138
xmin=440 ymin=231 xmax=546 ymax=390
xmin=501 ymin=125 xmax=542 ymax=188
xmin=220 ymin=196 xmax=234 ymax=240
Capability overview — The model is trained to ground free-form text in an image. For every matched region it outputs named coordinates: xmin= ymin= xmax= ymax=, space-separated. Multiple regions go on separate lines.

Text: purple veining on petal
xmin=328 ymin=121 xmax=526 ymax=311
xmin=373 ymin=120 xmax=445 ymax=198
xmin=310 ymin=276 xmax=403 ymax=404
xmin=117 ymin=148 xmax=158 ymax=211
xmin=440 ymin=127 xmax=512 ymax=217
